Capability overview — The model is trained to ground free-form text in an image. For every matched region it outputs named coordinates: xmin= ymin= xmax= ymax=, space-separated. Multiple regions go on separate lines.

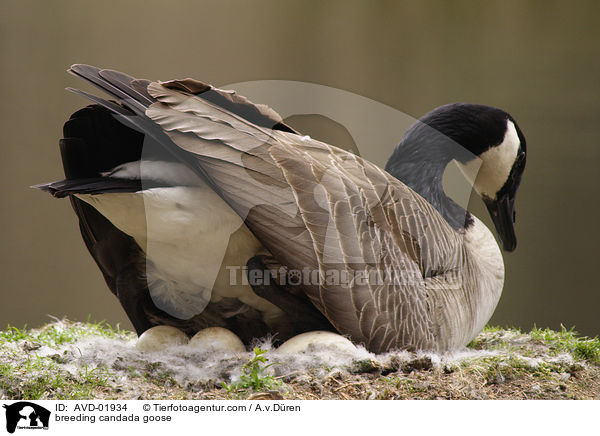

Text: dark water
xmin=1 ymin=1 xmax=599 ymax=337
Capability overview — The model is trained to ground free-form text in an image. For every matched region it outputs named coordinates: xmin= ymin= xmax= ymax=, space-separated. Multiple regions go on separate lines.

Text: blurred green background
xmin=1 ymin=1 xmax=598 ymax=337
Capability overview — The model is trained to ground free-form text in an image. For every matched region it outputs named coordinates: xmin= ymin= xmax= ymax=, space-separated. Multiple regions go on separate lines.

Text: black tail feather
xmin=61 ymin=107 xmax=145 ymax=179
xmin=34 ymin=177 xmax=144 ymax=198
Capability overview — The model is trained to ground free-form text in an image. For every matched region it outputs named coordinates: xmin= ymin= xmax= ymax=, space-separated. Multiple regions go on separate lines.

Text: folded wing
xmin=66 ymin=66 xmax=465 ymax=352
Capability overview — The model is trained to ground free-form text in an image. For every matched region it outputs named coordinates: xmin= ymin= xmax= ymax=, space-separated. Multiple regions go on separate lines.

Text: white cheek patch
xmin=458 ymin=119 xmax=520 ymax=199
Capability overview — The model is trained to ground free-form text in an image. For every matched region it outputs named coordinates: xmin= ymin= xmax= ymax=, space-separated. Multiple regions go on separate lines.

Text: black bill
xmin=484 ymin=194 xmax=517 ymax=252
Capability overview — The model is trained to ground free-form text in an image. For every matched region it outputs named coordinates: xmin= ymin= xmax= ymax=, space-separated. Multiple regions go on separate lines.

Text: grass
xmin=467 ymin=325 xmax=522 ymax=350
xmin=0 ymin=318 xmax=132 ymax=348
xmin=0 ymin=320 xmax=598 ymax=400
xmin=222 ymin=348 xmax=283 ymax=397
xmin=456 ymin=324 xmax=600 ymax=398
xmin=0 ymin=354 xmax=113 ymax=399
xmin=530 ymin=325 xmax=600 ymax=363
xmin=476 ymin=354 xmax=563 ymax=383
xmin=0 ymin=318 xmax=132 ymax=399
xmin=467 ymin=324 xmax=600 ymax=364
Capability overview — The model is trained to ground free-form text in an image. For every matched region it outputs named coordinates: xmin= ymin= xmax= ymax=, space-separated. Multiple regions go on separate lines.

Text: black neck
xmin=385 ymin=132 xmax=473 ymax=231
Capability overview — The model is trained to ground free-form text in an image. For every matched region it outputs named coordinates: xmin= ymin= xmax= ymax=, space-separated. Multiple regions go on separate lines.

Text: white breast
xmin=462 ymin=217 xmax=505 ymax=340
xmin=423 ymin=216 xmax=505 ymax=350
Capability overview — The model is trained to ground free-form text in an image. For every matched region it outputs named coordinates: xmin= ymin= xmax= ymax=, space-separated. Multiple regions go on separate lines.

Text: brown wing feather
xmin=145 ymin=83 xmax=464 ymax=352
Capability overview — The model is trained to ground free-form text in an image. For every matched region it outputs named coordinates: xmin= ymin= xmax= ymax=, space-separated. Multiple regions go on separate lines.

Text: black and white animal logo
xmin=2 ymin=402 xmax=50 ymax=433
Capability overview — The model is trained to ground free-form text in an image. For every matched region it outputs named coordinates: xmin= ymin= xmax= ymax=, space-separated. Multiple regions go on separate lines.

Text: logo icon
xmin=3 ymin=402 xmax=50 ymax=433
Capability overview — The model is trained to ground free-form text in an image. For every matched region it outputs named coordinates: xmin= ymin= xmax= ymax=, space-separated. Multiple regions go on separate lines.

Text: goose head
xmin=385 ymin=103 xmax=527 ymax=252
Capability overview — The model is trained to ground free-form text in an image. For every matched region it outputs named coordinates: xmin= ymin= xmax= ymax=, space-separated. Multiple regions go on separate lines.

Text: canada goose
xmin=37 ymin=65 xmax=526 ymax=353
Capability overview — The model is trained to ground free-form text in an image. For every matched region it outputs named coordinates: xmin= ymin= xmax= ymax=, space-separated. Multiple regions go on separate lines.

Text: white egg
xmin=276 ymin=331 xmax=357 ymax=354
xmin=189 ymin=327 xmax=246 ymax=353
xmin=135 ymin=325 xmax=189 ymax=352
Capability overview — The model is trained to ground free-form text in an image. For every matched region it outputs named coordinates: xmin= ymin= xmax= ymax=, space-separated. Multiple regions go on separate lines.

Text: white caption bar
xmin=0 ymin=400 xmax=595 ymax=435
